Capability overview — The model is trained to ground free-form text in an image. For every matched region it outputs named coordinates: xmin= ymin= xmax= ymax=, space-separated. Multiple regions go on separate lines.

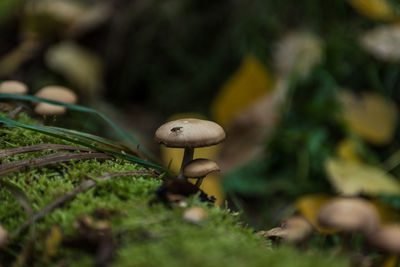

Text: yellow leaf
xmin=339 ymin=91 xmax=398 ymax=145
xmin=296 ymin=194 xmax=334 ymax=233
xmin=326 ymin=158 xmax=400 ymax=196
xmin=383 ymin=255 xmax=398 ymax=267
xmin=371 ymin=199 xmax=400 ymax=223
xmin=159 ymin=113 xmax=225 ymax=206
xmin=211 ymin=56 xmax=274 ymax=128
xmin=348 ymin=0 xmax=395 ymax=21
xmin=44 ymin=226 xmax=62 ymax=259
xmin=336 ymin=138 xmax=361 ymax=163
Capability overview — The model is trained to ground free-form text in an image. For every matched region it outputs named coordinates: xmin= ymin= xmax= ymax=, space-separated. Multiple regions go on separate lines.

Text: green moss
xmin=0 ymin=113 xmax=348 ymax=266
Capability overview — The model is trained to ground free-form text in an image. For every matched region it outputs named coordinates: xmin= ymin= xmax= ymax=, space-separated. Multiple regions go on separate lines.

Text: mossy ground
xmin=0 ymin=113 xmax=348 ymax=266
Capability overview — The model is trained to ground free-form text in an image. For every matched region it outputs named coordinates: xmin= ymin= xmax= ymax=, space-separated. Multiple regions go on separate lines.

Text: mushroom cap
xmin=35 ymin=85 xmax=77 ymax=104
xmin=183 ymin=158 xmax=220 ymax=178
xmin=34 ymin=103 xmax=67 ymax=115
xmin=368 ymin=224 xmax=400 ymax=254
xmin=154 ymin=118 xmax=225 ymax=148
xmin=0 ymin=80 xmax=28 ymax=94
xmin=183 ymin=207 xmax=208 ymax=223
xmin=317 ymin=197 xmax=379 ymax=234
xmin=264 ymin=216 xmax=313 ymax=244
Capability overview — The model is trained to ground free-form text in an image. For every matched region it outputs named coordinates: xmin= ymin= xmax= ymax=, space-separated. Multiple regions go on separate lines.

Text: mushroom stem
xmin=195 ymin=177 xmax=204 ymax=187
xmin=178 ymin=148 xmax=194 ymax=179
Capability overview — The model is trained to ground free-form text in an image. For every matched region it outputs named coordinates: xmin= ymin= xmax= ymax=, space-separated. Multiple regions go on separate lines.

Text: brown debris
xmin=0 ymin=152 xmax=112 ymax=178
xmin=11 ymin=171 xmax=155 ymax=239
xmin=0 ymin=144 xmax=96 ymax=159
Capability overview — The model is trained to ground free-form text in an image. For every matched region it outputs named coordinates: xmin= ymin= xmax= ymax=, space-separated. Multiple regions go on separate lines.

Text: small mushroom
xmin=34 ymin=85 xmax=77 ymax=115
xmin=154 ymin=118 xmax=225 ymax=178
xmin=368 ymin=224 xmax=400 ymax=254
xmin=0 ymin=80 xmax=28 ymax=94
xmin=183 ymin=207 xmax=208 ymax=224
xmin=317 ymin=197 xmax=379 ymax=234
xmin=183 ymin=158 xmax=220 ymax=187
xmin=260 ymin=216 xmax=313 ymax=245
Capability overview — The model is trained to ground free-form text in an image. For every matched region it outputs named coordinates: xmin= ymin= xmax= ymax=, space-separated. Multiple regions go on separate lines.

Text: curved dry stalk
xmin=0 ymin=144 xmax=96 ymax=159
xmin=10 ymin=171 xmax=156 ymax=238
xmin=0 ymin=152 xmax=112 ymax=178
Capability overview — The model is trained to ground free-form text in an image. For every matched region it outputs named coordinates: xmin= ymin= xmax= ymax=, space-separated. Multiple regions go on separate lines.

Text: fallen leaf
xmin=210 ymin=55 xmax=274 ymax=128
xmin=217 ymin=78 xmax=289 ymax=173
xmin=361 ymin=25 xmax=400 ymax=62
xmin=45 ymin=42 xmax=103 ymax=97
xmin=336 ymin=138 xmax=361 ymax=163
xmin=44 ymin=226 xmax=63 ymax=259
xmin=326 ymin=158 xmax=400 ymax=196
xmin=339 ymin=90 xmax=398 ymax=145
xmin=348 ymin=0 xmax=395 ymax=21
xmin=274 ymin=32 xmax=323 ymax=80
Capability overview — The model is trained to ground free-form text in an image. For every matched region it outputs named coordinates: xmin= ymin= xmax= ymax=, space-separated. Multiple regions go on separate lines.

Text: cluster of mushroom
xmin=154 ymin=118 xmax=225 ymax=187
xmin=0 ymin=80 xmax=77 ymax=116
xmin=317 ymin=197 xmax=400 ymax=261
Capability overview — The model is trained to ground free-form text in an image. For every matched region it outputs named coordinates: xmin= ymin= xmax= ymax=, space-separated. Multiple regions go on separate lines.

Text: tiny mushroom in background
xmin=317 ymin=197 xmax=379 ymax=235
xmin=368 ymin=224 xmax=400 ymax=255
xmin=34 ymin=85 xmax=77 ymax=115
xmin=183 ymin=158 xmax=220 ymax=187
xmin=154 ymin=118 xmax=225 ymax=179
xmin=183 ymin=206 xmax=208 ymax=224
xmin=260 ymin=216 xmax=313 ymax=245
xmin=0 ymin=80 xmax=28 ymax=94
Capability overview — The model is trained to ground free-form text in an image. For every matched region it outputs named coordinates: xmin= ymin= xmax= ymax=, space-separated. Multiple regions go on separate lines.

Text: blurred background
xmin=2 ymin=0 xmax=400 ymax=229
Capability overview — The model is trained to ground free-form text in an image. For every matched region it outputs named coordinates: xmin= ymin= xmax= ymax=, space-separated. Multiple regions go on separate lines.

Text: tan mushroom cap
xmin=317 ymin=197 xmax=379 ymax=234
xmin=183 ymin=159 xmax=220 ymax=178
xmin=0 ymin=80 xmax=28 ymax=94
xmin=368 ymin=224 xmax=400 ymax=254
xmin=34 ymin=103 xmax=67 ymax=115
xmin=35 ymin=85 xmax=77 ymax=104
xmin=263 ymin=216 xmax=313 ymax=244
xmin=34 ymin=86 xmax=77 ymax=115
xmin=155 ymin=118 xmax=225 ymax=148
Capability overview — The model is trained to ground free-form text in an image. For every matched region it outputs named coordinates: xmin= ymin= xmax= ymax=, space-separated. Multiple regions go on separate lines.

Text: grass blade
xmin=0 ymin=93 xmax=155 ymax=161
xmin=0 ymin=116 xmax=167 ymax=172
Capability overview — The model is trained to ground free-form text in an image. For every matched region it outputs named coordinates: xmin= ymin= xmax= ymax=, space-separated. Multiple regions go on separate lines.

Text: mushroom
xmin=183 ymin=207 xmax=208 ymax=224
xmin=183 ymin=158 xmax=220 ymax=187
xmin=34 ymin=85 xmax=77 ymax=115
xmin=368 ymin=224 xmax=400 ymax=254
xmin=317 ymin=197 xmax=379 ymax=235
xmin=154 ymin=118 xmax=225 ymax=179
xmin=367 ymin=224 xmax=400 ymax=265
xmin=260 ymin=216 xmax=313 ymax=245
xmin=0 ymin=80 xmax=28 ymax=94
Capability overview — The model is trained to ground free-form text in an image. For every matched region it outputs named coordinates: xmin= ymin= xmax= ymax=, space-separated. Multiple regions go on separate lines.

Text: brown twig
xmin=10 ymin=170 xmax=156 ymax=238
xmin=0 ymin=152 xmax=113 ymax=178
xmin=0 ymin=144 xmax=96 ymax=159
xmin=7 ymin=106 xmax=23 ymax=120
